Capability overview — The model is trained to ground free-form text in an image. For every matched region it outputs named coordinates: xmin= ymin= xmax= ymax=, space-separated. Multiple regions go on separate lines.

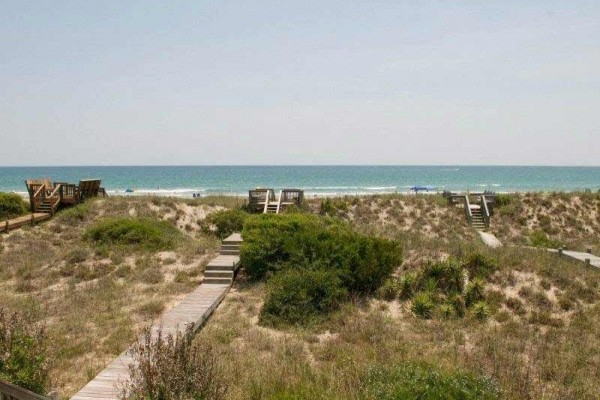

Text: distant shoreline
xmin=1 ymin=165 xmax=598 ymax=195
xmin=9 ymin=189 xmax=600 ymax=201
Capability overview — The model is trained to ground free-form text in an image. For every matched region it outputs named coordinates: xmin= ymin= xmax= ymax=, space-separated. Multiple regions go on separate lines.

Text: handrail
xmin=480 ymin=195 xmax=490 ymax=228
xmin=263 ymin=190 xmax=271 ymax=214
xmin=276 ymin=190 xmax=282 ymax=214
xmin=33 ymin=185 xmax=44 ymax=198
xmin=49 ymin=184 xmax=61 ymax=198
xmin=463 ymin=195 xmax=472 ymax=224
xmin=0 ymin=379 xmax=50 ymax=400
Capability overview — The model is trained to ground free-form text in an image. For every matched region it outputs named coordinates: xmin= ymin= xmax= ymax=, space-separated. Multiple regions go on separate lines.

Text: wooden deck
xmin=0 ymin=213 xmax=51 ymax=233
xmin=71 ymin=234 xmax=242 ymax=400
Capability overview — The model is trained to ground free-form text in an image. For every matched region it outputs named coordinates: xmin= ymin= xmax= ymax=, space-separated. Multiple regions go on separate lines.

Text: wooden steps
xmin=71 ymin=233 xmax=243 ymax=400
xmin=203 ymin=234 xmax=242 ymax=285
xmin=265 ymin=203 xmax=279 ymax=214
xmin=470 ymin=207 xmax=486 ymax=230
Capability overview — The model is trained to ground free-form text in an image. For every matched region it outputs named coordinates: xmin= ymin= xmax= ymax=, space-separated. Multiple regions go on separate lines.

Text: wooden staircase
xmin=263 ymin=190 xmax=281 ymax=214
xmin=36 ymin=199 xmax=54 ymax=214
xmin=463 ymin=194 xmax=491 ymax=231
xmin=265 ymin=203 xmax=279 ymax=214
xmin=470 ymin=206 xmax=486 ymax=230
xmin=202 ymin=233 xmax=242 ymax=285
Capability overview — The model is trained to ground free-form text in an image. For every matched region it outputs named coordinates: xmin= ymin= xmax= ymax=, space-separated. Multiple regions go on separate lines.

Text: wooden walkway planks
xmin=71 ymin=283 xmax=232 ymax=400
xmin=551 ymin=249 xmax=600 ymax=268
xmin=71 ymin=234 xmax=243 ymax=400
xmin=520 ymin=246 xmax=600 ymax=269
xmin=0 ymin=213 xmax=51 ymax=233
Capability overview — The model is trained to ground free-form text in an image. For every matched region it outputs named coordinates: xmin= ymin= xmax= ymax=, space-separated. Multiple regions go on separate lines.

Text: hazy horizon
xmin=2 ymin=1 xmax=599 ymax=166
xmin=1 ymin=163 xmax=600 ymax=168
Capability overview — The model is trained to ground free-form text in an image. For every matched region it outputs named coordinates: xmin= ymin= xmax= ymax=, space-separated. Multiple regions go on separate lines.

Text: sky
xmin=1 ymin=1 xmax=599 ymax=166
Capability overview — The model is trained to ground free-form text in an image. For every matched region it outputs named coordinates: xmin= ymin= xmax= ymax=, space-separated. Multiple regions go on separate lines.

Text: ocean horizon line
xmin=1 ymin=164 xmax=600 ymax=168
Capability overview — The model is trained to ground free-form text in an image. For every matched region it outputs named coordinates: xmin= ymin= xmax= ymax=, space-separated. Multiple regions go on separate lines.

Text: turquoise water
xmin=1 ymin=166 xmax=598 ymax=197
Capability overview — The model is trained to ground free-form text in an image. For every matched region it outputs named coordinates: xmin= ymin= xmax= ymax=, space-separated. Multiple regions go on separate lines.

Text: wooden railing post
xmin=4 ymin=220 xmax=8 ymax=233
xmin=31 ymin=214 xmax=35 ymax=226
xmin=463 ymin=195 xmax=472 ymax=224
xmin=263 ymin=190 xmax=270 ymax=214
xmin=480 ymin=195 xmax=491 ymax=228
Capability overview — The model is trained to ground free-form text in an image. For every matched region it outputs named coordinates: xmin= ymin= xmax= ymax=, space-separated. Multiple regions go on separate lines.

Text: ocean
xmin=1 ymin=166 xmax=598 ymax=198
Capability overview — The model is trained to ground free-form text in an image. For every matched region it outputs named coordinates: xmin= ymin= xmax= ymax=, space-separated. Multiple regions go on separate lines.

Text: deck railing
xmin=480 ymin=195 xmax=491 ymax=228
xmin=0 ymin=380 xmax=52 ymax=400
xmin=263 ymin=190 xmax=271 ymax=214
xmin=276 ymin=190 xmax=283 ymax=214
xmin=463 ymin=195 xmax=473 ymax=224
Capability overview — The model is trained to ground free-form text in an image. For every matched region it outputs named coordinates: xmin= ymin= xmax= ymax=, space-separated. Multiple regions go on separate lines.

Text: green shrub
xmin=319 ymin=198 xmax=348 ymax=216
xmin=398 ymin=273 xmax=417 ymax=299
xmin=472 ymin=301 xmax=491 ymax=320
xmin=462 ymin=252 xmax=498 ymax=279
xmin=362 ymin=362 xmax=500 ymax=400
xmin=57 ymin=201 xmax=91 ymax=224
xmin=465 ymin=278 xmax=486 ymax=307
xmin=450 ymin=294 xmax=467 ymax=318
xmin=0 ymin=193 xmax=28 ymax=220
xmin=241 ymin=214 xmax=402 ymax=294
xmin=439 ymin=304 xmax=455 ymax=319
xmin=495 ymin=194 xmax=513 ymax=208
xmin=85 ymin=217 xmax=182 ymax=252
xmin=260 ymin=267 xmax=347 ymax=326
xmin=411 ymin=292 xmax=434 ymax=319
xmin=419 ymin=260 xmax=464 ymax=295
xmin=201 ymin=209 xmax=248 ymax=238
xmin=377 ymin=278 xmax=399 ymax=301
xmin=0 ymin=309 xmax=50 ymax=394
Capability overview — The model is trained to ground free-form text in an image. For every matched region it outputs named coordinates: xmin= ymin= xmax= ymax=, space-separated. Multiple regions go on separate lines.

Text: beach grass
xmin=1 ymin=192 xmax=599 ymax=398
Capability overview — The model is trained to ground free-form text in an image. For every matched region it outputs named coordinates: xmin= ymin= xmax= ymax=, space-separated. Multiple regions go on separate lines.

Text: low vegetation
xmin=0 ymin=309 xmax=50 ymax=395
xmin=0 ymin=196 xmax=224 ymax=395
xmin=0 ymin=192 xmax=28 ymax=220
xmin=200 ymin=208 xmax=248 ymax=238
xmin=2 ymin=192 xmax=600 ymax=398
xmin=363 ymin=362 xmax=500 ymax=399
xmin=121 ymin=326 xmax=227 ymax=400
xmin=242 ymin=213 xmax=402 ymax=292
xmin=85 ymin=217 xmax=183 ymax=252
xmin=490 ymin=191 xmax=600 ymax=253
xmin=260 ymin=268 xmax=348 ymax=326
xmin=241 ymin=213 xmax=402 ymax=326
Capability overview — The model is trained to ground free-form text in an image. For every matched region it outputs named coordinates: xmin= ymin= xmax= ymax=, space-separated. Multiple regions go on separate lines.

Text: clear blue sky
xmin=1 ymin=1 xmax=598 ymax=166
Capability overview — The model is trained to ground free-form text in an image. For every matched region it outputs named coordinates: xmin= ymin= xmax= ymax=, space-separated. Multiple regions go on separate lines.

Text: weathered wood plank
xmin=71 ymin=235 xmax=242 ymax=400
xmin=71 ymin=274 xmax=234 ymax=400
xmin=0 ymin=379 xmax=50 ymax=400
xmin=0 ymin=213 xmax=51 ymax=233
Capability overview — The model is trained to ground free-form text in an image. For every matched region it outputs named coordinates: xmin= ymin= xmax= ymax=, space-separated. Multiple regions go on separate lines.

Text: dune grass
xmin=0 ymin=196 xmax=222 ymax=396
xmin=195 ymin=242 xmax=600 ymax=399
xmin=2 ymin=193 xmax=600 ymax=398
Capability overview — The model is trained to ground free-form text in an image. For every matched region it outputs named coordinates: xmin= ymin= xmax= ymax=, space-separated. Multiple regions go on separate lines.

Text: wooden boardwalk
xmin=0 ymin=213 xmax=51 ymax=233
xmin=71 ymin=234 xmax=242 ymax=400
xmin=548 ymin=248 xmax=600 ymax=268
